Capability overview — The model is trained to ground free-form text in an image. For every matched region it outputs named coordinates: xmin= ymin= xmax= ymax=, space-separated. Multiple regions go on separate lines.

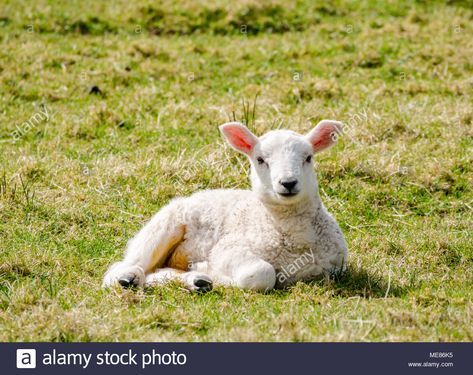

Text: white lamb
xmin=103 ymin=120 xmax=348 ymax=292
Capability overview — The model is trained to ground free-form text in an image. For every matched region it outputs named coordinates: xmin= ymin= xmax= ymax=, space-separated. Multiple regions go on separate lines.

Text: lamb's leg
xmin=102 ymin=202 xmax=185 ymax=288
xmin=210 ymin=252 xmax=277 ymax=292
xmin=232 ymin=258 xmax=276 ymax=291
xmin=145 ymin=268 xmax=213 ymax=293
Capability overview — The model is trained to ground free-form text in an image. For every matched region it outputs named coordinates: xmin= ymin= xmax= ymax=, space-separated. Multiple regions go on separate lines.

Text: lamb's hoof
xmin=118 ymin=274 xmax=139 ymax=288
xmin=193 ymin=276 xmax=213 ymax=293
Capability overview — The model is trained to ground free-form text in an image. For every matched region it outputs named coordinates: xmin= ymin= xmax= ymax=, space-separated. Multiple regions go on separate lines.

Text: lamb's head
xmin=220 ymin=120 xmax=342 ymax=206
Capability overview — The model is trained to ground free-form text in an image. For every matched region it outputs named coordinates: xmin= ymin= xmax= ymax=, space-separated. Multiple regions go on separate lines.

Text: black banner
xmin=5 ymin=343 xmax=471 ymax=374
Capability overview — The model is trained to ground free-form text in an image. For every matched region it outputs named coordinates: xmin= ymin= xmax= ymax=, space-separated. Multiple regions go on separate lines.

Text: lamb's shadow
xmin=274 ymin=266 xmax=407 ymax=299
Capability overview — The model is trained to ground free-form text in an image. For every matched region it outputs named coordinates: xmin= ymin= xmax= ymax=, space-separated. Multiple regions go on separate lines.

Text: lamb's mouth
xmin=278 ymin=192 xmax=299 ymax=198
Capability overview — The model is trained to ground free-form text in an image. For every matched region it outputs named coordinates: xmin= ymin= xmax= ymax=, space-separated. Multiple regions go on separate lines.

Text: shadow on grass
xmin=322 ymin=266 xmax=407 ymax=298
xmin=273 ymin=266 xmax=408 ymax=299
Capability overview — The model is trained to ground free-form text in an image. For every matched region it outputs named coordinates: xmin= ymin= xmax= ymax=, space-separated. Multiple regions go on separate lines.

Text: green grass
xmin=0 ymin=0 xmax=472 ymax=341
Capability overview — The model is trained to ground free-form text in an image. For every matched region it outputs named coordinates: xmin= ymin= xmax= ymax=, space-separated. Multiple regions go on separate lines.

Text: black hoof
xmin=194 ymin=277 xmax=213 ymax=293
xmin=118 ymin=274 xmax=137 ymax=288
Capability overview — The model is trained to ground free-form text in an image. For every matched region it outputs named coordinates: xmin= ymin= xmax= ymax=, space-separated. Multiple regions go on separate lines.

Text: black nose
xmin=280 ymin=179 xmax=298 ymax=191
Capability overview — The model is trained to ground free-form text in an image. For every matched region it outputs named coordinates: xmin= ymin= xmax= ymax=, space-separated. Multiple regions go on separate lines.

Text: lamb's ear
xmin=306 ymin=120 xmax=343 ymax=153
xmin=219 ymin=122 xmax=258 ymax=155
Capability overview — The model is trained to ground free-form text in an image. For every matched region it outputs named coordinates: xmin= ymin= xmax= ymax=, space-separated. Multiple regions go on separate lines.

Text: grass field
xmin=0 ymin=0 xmax=472 ymax=342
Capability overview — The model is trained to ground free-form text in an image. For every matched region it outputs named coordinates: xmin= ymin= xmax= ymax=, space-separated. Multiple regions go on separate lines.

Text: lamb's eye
xmin=257 ymin=157 xmax=265 ymax=165
xmin=305 ymin=155 xmax=312 ymax=163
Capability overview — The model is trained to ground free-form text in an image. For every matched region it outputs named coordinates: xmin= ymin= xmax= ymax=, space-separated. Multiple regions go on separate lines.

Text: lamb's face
xmin=220 ymin=120 xmax=343 ymax=206
xmin=250 ymin=131 xmax=316 ymax=205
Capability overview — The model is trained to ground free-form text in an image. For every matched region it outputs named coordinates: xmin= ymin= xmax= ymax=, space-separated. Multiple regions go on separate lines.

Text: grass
xmin=0 ymin=0 xmax=472 ymax=341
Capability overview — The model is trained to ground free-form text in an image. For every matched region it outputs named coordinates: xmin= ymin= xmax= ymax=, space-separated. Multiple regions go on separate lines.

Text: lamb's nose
xmin=280 ymin=179 xmax=298 ymax=191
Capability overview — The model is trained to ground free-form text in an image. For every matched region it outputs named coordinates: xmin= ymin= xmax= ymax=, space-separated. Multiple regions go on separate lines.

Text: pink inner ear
xmin=226 ymin=127 xmax=254 ymax=153
xmin=308 ymin=121 xmax=342 ymax=152
xmin=312 ymin=125 xmax=334 ymax=150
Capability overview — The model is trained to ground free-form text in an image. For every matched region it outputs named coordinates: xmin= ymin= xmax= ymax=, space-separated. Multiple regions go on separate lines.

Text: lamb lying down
xmin=103 ymin=120 xmax=348 ymax=292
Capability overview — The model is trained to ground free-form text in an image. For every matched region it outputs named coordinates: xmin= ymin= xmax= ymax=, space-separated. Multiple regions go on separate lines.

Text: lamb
xmin=102 ymin=120 xmax=348 ymax=292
